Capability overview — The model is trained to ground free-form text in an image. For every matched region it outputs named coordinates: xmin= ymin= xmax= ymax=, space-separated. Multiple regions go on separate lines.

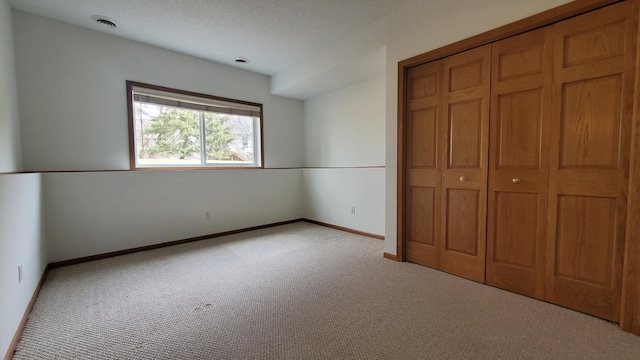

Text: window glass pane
xmin=205 ymin=113 xmax=256 ymax=165
xmin=135 ymin=103 xmax=202 ymax=166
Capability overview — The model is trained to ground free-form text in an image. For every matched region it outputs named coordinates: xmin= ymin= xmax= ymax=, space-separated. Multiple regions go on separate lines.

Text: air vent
xmin=91 ymin=15 xmax=117 ymax=29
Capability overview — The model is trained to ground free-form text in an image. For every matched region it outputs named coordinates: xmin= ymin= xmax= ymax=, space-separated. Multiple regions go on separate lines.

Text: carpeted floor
xmin=11 ymin=222 xmax=640 ymax=359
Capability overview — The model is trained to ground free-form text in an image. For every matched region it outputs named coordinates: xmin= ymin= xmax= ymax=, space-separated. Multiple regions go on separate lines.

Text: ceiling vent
xmin=91 ymin=15 xmax=117 ymax=29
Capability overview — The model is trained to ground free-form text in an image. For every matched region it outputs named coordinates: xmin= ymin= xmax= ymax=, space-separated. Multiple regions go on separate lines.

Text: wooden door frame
xmin=396 ymin=0 xmax=640 ymax=335
xmin=622 ymin=1 xmax=640 ymax=332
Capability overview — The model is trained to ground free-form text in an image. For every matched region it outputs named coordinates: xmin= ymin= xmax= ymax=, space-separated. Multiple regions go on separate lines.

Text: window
xmin=127 ymin=81 xmax=263 ymax=169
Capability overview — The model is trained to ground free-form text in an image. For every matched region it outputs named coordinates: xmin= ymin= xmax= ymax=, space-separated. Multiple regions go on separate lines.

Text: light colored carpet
xmin=11 ymin=222 xmax=640 ymax=359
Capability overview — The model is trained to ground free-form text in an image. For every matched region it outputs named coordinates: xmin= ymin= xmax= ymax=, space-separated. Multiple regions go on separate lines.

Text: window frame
xmin=126 ymin=81 xmax=264 ymax=170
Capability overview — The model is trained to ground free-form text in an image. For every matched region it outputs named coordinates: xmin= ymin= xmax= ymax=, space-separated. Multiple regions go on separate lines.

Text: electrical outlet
xmin=18 ymin=265 xmax=23 ymax=284
xmin=351 ymin=206 xmax=356 ymax=215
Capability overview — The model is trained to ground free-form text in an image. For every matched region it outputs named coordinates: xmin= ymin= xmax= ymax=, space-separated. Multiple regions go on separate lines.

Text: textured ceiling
xmin=9 ymin=0 xmax=413 ymax=76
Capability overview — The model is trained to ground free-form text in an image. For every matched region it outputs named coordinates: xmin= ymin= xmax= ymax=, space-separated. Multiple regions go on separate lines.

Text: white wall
xmin=303 ymin=168 xmax=385 ymax=235
xmin=0 ymin=174 xmax=47 ymax=358
xmin=303 ymin=77 xmax=385 ymax=235
xmin=44 ymin=169 xmax=302 ymax=262
xmin=0 ymin=0 xmax=21 ymax=172
xmin=383 ymin=0 xmax=572 ymax=254
xmin=13 ymin=10 xmax=303 ymax=171
xmin=0 ymin=1 xmax=46 ymax=357
xmin=304 ymin=76 xmax=385 ymax=167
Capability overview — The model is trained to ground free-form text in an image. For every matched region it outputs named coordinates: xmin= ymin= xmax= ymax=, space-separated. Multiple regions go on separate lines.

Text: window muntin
xmin=127 ymin=81 xmax=262 ymax=169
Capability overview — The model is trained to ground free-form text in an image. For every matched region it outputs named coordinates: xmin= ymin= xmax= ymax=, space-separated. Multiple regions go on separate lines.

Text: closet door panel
xmin=493 ymin=192 xmax=539 ymax=268
xmin=551 ymin=195 xmax=621 ymax=317
xmin=405 ymin=61 xmax=444 ymax=268
xmin=445 ymin=188 xmax=480 ymax=256
xmin=487 ymin=27 xmax=553 ymax=299
xmin=440 ymin=45 xmax=491 ymax=283
xmin=555 ymin=196 xmax=617 ymax=287
xmin=547 ymin=0 xmax=637 ymax=321
xmin=448 ymin=100 xmax=483 ymax=168
xmin=449 ymin=59 xmax=485 ymax=91
xmin=559 ymin=75 xmax=623 ymax=169
xmin=561 ymin=19 xmax=627 ymax=67
xmin=496 ymin=89 xmax=543 ymax=168
xmin=409 ymin=108 xmax=438 ymax=168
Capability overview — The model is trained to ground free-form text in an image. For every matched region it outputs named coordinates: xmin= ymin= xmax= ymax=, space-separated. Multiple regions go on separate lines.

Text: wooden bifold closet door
xmin=545 ymin=0 xmax=638 ymax=321
xmin=440 ymin=46 xmax=491 ymax=283
xmin=405 ymin=45 xmax=490 ymax=283
xmin=405 ymin=60 xmax=444 ymax=270
xmin=403 ymin=0 xmax=638 ymax=323
xmin=486 ymin=27 xmax=554 ymax=300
